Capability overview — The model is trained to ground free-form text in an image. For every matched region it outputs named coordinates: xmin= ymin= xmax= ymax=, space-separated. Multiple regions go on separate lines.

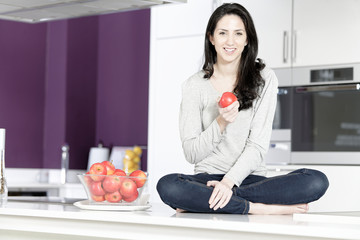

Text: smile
xmin=224 ymin=48 xmax=236 ymax=53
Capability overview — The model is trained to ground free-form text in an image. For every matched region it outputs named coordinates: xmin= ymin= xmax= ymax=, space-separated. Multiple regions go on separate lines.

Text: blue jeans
xmin=156 ymin=168 xmax=329 ymax=214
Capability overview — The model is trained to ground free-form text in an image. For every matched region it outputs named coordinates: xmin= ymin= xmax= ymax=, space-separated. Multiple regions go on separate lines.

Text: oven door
xmin=265 ymin=87 xmax=292 ymax=165
xmin=291 ymin=83 xmax=360 ymax=164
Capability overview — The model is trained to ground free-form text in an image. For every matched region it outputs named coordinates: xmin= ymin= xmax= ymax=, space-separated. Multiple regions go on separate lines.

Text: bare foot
xmin=176 ymin=208 xmax=187 ymax=213
xmin=249 ymin=202 xmax=309 ymax=215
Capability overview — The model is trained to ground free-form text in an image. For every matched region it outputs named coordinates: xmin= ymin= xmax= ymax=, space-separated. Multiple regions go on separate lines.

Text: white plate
xmin=74 ymin=200 xmax=151 ymax=211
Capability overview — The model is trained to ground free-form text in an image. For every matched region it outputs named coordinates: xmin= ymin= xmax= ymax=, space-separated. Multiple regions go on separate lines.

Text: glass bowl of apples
xmin=78 ymin=161 xmax=148 ymax=205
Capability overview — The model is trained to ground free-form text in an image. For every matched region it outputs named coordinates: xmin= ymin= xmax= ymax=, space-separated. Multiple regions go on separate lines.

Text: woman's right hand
xmin=216 ymin=99 xmax=240 ymax=133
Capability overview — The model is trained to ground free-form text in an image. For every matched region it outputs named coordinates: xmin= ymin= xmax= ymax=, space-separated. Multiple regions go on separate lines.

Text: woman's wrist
xmin=216 ymin=116 xmax=227 ymax=133
xmin=221 ymin=177 xmax=235 ymax=189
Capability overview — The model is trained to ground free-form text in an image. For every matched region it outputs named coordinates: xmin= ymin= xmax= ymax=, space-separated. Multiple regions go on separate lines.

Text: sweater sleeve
xmin=179 ymin=77 xmax=223 ymax=164
xmin=224 ymin=69 xmax=278 ymax=186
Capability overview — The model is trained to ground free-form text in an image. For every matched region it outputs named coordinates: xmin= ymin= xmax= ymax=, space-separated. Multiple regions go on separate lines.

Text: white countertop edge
xmin=1 ymin=205 xmax=360 ymax=239
xmin=294 ymin=212 xmax=360 ymax=225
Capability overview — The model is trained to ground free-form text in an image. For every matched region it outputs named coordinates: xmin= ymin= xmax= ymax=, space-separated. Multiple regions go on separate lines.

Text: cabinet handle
xmin=283 ymin=31 xmax=289 ymax=63
xmin=292 ymin=30 xmax=297 ymax=63
xmin=270 ymin=143 xmax=289 ymax=150
xmin=296 ymin=84 xmax=360 ymax=93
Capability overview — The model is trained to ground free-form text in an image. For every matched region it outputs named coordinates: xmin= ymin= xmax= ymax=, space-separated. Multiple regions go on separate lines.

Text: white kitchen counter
xmin=6 ymin=168 xmax=87 ymax=198
xmin=0 ymin=199 xmax=360 ymax=240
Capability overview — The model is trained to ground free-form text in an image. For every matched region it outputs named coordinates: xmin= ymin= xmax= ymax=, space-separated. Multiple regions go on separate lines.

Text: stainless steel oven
xmin=266 ymin=64 xmax=360 ymax=165
xmin=291 ymin=83 xmax=360 ymax=164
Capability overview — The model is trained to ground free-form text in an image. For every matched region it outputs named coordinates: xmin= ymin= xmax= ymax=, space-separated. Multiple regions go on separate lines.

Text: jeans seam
xmin=231 ymin=186 xmax=248 ymax=214
xmin=243 ymin=200 xmax=249 ymax=214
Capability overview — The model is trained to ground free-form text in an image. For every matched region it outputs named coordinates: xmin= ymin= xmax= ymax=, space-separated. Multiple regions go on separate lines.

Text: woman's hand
xmin=216 ymin=99 xmax=240 ymax=133
xmin=207 ymin=177 xmax=234 ymax=211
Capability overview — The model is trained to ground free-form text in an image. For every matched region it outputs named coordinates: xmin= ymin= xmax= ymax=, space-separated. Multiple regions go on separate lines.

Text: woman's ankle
xmin=248 ymin=202 xmax=308 ymax=215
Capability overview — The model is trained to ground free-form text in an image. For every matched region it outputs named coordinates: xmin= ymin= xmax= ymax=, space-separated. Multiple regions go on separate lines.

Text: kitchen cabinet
xmin=148 ymin=5 xmax=208 ymax=202
xmin=155 ymin=0 xmax=214 ymax=38
xmin=292 ymin=0 xmax=360 ymax=67
xmin=225 ymin=0 xmax=292 ymax=69
xmin=230 ymin=0 xmax=360 ymax=69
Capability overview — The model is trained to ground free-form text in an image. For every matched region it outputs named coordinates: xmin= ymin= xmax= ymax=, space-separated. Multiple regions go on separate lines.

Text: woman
xmin=156 ymin=3 xmax=329 ymax=214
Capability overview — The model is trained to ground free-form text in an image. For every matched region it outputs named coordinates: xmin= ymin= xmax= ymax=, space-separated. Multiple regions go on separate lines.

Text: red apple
xmin=119 ymin=178 xmax=138 ymax=198
xmin=102 ymin=161 xmax=115 ymax=175
xmin=105 ymin=191 xmax=122 ymax=203
xmin=89 ymin=163 xmax=107 ymax=181
xmin=84 ymin=172 xmax=93 ymax=187
xmin=219 ymin=92 xmax=237 ymax=108
xmin=113 ymin=169 xmax=127 ymax=184
xmin=89 ymin=181 xmax=105 ymax=196
xmin=129 ymin=170 xmax=147 ymax=188
xmin=102 ymin=176 xmax=122 ymax=193
xmin=114 ymin=169 xmax=126 ymax=177
xmin=123 ymin=190 xmax=139 ymax=202
xmin=91 ymin=194 xmax=105 ymax=202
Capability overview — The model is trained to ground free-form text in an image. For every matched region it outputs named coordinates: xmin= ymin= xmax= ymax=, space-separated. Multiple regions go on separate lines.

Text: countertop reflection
xmin=1 ymin=199 xmax=360 ymax=240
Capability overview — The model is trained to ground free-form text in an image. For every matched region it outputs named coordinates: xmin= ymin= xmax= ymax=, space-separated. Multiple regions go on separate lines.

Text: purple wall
xmin=0 ymin=9 xmax=150 ymax=170
xmin=43 ymin=16 xmax=99 ymax=169
xmin=97 ymin=10 xmax=150 ymax=170
xmin=65 ymin=17 xmax=98 ymax=169
xmin=0 ymin=21 xmax=47 ymax=168
xmin=43 ymin=21 xmax=68 ymax=169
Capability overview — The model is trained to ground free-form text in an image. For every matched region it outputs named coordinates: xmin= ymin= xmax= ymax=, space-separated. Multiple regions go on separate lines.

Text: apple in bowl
xmin=130 ymin=170 xmax=147 ymax=188
xmin=102 ymin=175 xmax=122 ymax=193
xmin=78 ymin=164 xmax=148 ymax=205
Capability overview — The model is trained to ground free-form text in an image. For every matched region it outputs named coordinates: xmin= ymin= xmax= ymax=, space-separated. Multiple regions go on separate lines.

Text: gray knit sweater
xmin=179 ymin=67 xmax=278 ymax=186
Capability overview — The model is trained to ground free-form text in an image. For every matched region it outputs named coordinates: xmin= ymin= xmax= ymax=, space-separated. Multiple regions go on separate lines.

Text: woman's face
xmin=210 ymin=14 xmax=248 ymax=65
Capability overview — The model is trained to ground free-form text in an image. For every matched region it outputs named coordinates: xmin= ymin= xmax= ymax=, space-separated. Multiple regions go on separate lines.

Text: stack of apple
xmin=82 ymin=161 xmax=147 ymax=203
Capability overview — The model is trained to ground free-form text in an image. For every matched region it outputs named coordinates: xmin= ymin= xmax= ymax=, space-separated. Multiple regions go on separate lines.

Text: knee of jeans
xmin=156 ymin=173 xmax=179 ymax=200
xmin=306 ymin=169 xmax=329 ymax=199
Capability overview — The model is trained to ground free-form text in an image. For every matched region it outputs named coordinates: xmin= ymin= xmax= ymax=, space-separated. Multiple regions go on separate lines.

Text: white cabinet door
xmin=227 ymin=0 xmax=360 ymax=67
xmin=293 ymin=0 xmax=360 ymax=66
xmin=149 ymin=0 xmax=215 ymax=204
xmin=148 ymin=35 xmax=205 ymax=203
xmin=225 ymin=0 xmax=292 ymax=69
xmin=154 ymin=0 xmax=214 ymax=39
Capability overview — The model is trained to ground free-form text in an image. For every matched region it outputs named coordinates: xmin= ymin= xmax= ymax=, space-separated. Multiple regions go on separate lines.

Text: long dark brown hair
xmin=203 ymin=3 xmax=265 ymax=110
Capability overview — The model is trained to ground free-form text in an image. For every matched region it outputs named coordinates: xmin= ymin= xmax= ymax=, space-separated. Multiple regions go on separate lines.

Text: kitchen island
xmin=0 ymin=199 xmax=359 ymax=240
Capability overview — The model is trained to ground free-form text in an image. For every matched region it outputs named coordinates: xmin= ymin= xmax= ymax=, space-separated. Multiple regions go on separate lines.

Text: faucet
xmin=61 ymin=144 xmax=69 ymax=184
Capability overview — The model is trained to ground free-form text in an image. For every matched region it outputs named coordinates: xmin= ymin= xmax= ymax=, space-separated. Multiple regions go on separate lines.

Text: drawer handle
xmin=270 ymin=143 xmax=289 ymax=150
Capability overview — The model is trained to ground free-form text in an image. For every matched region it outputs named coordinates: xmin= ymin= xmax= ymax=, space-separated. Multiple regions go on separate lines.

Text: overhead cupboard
xmin=154 ymin=0 xmax=214 ymax=38
xmin=227 ymin=0 xmax=360 ymax=86
xmin=231 ymin=0 xmax=360 ymax=68
xmin=156 ymin=0 xmax=360 ymax=70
